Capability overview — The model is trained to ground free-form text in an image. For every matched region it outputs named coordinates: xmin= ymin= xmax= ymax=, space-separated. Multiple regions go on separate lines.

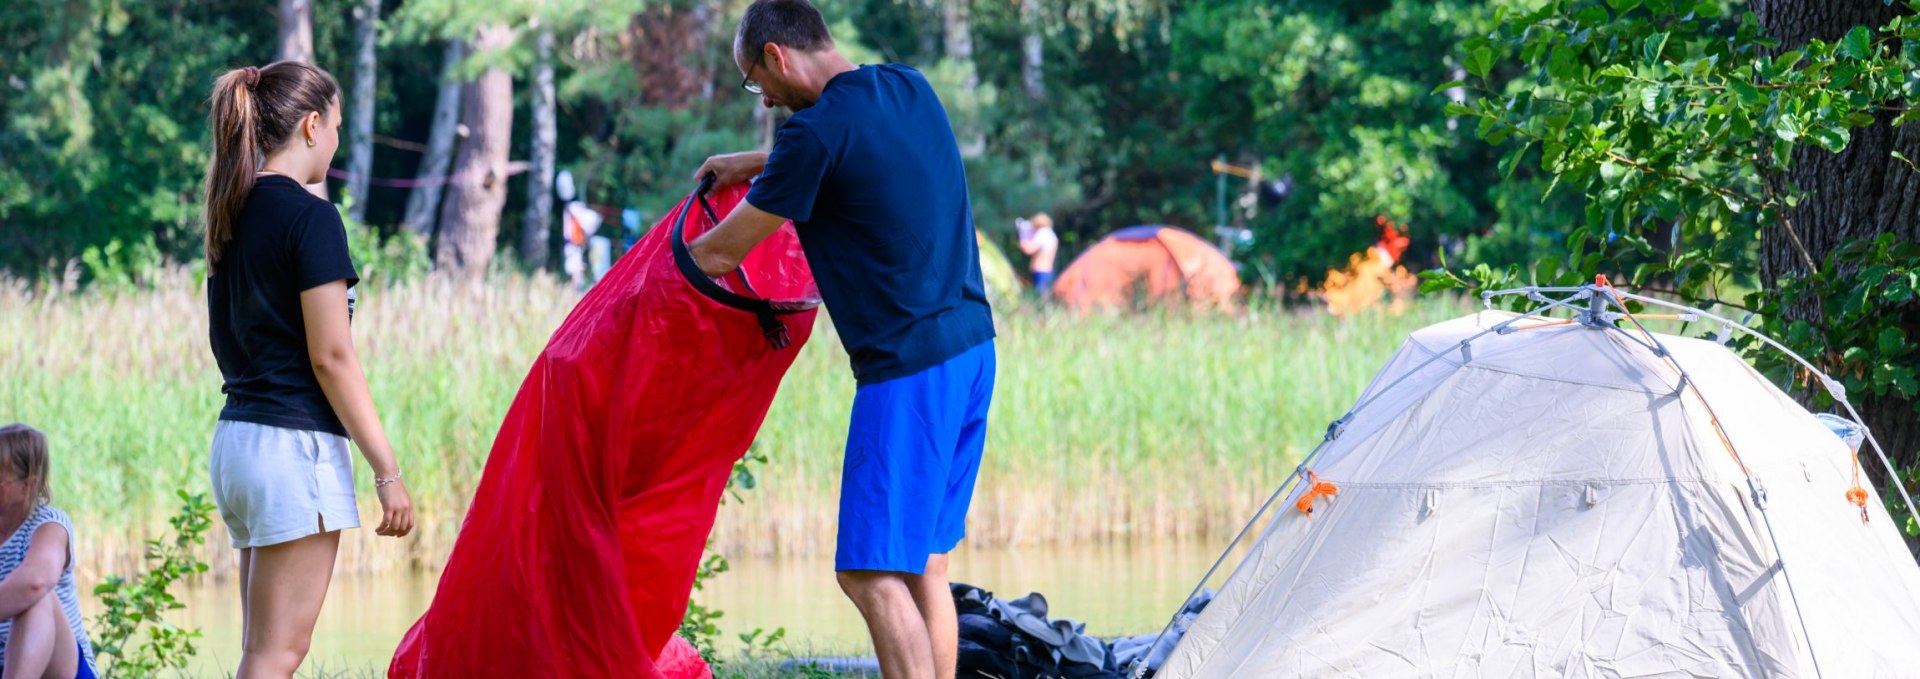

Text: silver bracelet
xmin=375 ymin=471 xmax=403 ymax=488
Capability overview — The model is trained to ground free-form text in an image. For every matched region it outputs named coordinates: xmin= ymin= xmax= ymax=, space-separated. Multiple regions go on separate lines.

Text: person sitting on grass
xmin=0 ymin=424 xmax=96 ymax=679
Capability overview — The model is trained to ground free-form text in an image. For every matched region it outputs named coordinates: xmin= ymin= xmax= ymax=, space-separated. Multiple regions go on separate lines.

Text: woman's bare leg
xmin=236 ymin=529 xmax=339 ymax=679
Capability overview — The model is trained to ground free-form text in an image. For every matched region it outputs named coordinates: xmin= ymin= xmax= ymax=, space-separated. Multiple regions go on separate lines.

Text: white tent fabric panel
xmin=1662 ymin=335 xmax=1920 ymax=674
xmin=1161 ymin=312 xmax=1920 ymax=678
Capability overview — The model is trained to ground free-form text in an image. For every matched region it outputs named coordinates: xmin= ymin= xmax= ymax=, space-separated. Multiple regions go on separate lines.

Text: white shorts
xmin=209 ymin=420 xmax=361 ymax=548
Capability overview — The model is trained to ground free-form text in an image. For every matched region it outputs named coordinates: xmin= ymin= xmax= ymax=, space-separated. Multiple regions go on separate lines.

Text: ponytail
xmin=204 ymin=67 xmax=260 ymax=266
xmin=201 ymin=61 xmax=340 ymax=267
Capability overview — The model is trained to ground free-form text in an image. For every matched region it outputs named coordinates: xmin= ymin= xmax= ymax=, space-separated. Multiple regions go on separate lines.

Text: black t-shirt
xmin=207 ymin=175 xmax=359 ymax=436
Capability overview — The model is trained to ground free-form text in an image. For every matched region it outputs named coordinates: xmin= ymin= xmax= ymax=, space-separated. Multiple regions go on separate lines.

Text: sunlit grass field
xmin=0 ymin=269 xmax=1462 ymax=576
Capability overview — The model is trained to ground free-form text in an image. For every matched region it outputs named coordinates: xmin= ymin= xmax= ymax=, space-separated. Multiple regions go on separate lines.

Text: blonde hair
xmin=0 ymin=424 xmax=51 ymax=506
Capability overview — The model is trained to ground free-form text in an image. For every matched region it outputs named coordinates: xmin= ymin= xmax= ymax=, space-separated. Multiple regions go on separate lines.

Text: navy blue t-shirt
xmin=745 ymin=64 xmax=995 ymax=384
xmin=207 ymin=175 xmax=359 ymax=436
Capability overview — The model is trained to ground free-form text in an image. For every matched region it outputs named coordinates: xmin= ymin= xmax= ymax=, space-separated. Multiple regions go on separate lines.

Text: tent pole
xmin=1596 ymin=288 xmax=1827 ymax=678
xmin=1603 ymin=289 xmax=1920 ymax=531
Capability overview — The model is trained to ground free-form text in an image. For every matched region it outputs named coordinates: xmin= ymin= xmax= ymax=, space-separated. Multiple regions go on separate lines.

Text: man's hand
xmin=693 ymin=151 xmax=771 ymax=193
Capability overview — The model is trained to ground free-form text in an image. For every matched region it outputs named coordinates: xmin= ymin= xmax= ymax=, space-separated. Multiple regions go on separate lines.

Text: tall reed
xmin=0 ymin=269 xmax=1461 ymax=575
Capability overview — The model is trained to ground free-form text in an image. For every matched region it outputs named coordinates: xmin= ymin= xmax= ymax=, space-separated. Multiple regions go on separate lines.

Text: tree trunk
xmin=918 ymin=0 xmax=940 ymax=62
xmin=345 ymin=0 xmax=381 ymax=223
xmin=942 ymin=0 xmax=975 ymax=82
xmin=756 ymin=105 xmax=780 ymax=150
xmin=622 ymin=4 xmax=710 ymax=110
xmin=402 ymin=39 xmax=467 ymax=238
xmin=523 ymin=27 xmax=557 ymax=270
xmin=694 ymin=1 xmax=716 ymax=103
xmin=277 ymin=0 xmax=314 ymax=63
xmin=434 ymin=25 xmax=515 ymax=276
xmin=1021 ymin=0 xmax=1048 ymax=189
xmin=1753 ymin=0 xmax=1920 ymax=526
xmin=1021 ymin=0 xmax=1045 ymax=102
xmin=941 ymin=0 xmax=984 ymax=157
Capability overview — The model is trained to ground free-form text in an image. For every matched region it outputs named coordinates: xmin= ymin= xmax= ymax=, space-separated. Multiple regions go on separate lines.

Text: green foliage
xmin=677 ymin=550 xmax=731 ymax=665
xmin=341 ymin=200 xmax=431 ymax=286
xmin=977 ymin=0 xmax=1581 ymax=283
xmin=61 ymin=199 xmax=425 ymax=295
xmin=1170 ymin=2 xmax=1491 ymax=273
xmin=90 ymin=491 xmax=216 ymax=679
xmin=1422 ymin=0 xmax=1920 ymax=299
xmin=1421 ymin=0 xmax=1920 ymax=525
xmin=0 ymin=0 xmax=271 ymax=271
xmin=78 ymin=236 xmax=179 ymax=296
xmin=5 ymin=0 xmax=1591 ymax=291
xmin=1758 ymin=235 xmax=1920 ymax=531
xmin=1752 ymin=233 xmax=1920 ymax=409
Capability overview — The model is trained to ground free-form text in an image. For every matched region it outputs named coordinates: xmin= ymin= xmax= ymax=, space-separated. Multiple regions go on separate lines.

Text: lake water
xmin=124 ymin=540 xmax=1236 ymax=677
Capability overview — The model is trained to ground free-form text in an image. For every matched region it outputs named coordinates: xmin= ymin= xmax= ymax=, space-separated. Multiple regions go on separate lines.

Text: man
xmin=687 ymin=2 xmax=995 ymax=678
xmin=1015 ymin=213 xmax=1059 ymax=298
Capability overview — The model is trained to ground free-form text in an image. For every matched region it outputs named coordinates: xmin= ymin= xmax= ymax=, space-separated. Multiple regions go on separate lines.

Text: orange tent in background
xmin=1052 ymin=225 xmax=1240 ymax=312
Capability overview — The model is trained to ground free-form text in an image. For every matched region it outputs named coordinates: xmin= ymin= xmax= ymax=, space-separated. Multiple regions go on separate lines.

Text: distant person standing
xmin=1016 ymin=213 xmax=1059 ymax=298
xmin=688 ymin=1 xmax=996 ymax=677
xmin=200 ymin=61 xmax=414 ymax=679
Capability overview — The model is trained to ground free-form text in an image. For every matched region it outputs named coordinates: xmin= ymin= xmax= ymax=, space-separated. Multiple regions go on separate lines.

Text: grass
xmin=0 ymin=268 xmax=1463 ymax=576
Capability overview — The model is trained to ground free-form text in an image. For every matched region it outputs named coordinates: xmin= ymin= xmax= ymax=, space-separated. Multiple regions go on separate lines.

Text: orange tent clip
xmin=1848 ymin=485 xmax=1872 ymax=524
xmin=1848 ymin=446 xmax=1872 ymax=524
xmin=1296 ymin=470 xmax=1339 ymax=517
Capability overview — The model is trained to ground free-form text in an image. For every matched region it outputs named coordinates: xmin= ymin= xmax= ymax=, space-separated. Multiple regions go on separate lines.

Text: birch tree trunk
xmin=345 ymin=0 xmax=382 ymax=222
xmin=401 ymin=40 xmax=467 ymax=238
xmin=523 ymin=27 xmax=557 ymax=270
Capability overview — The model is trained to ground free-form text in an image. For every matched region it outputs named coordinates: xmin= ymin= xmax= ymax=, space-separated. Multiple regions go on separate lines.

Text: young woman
xmin=201 ymin=61 xmax=414 ymax=679
xmin=0 ymin=424 xmax=96 ymax=679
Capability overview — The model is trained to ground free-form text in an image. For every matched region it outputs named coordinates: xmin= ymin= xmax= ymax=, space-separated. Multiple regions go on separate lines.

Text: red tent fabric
xmin=390 ymin=182 xmax=818 ymax=679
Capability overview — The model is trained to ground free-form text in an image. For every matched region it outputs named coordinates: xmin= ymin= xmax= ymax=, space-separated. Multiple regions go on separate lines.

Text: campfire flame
xmin=1313 ymin=216 xmax=1418 ymax=316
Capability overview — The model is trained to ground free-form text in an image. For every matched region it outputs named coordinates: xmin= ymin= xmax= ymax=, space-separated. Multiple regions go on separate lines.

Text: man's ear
xmin=766 ymin=43 xmax=787 ymax=74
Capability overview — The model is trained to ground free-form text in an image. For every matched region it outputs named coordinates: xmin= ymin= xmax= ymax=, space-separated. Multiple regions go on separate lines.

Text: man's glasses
xmin=741 ymin=53 xmax=764 ymax=95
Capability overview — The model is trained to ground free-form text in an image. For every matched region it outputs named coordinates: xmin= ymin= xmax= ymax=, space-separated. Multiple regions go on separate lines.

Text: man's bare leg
xmin=839 ymin=570 xmax=935 ymax=679
xmin=904 ymin=554 xmax=956 ymax=679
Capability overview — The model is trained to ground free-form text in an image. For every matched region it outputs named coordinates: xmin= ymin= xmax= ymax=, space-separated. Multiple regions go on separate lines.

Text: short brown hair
xmin=737 ymin=0 xmax=834 ymax=63
xmin=0 ymin=424 xmax=52 ymax=506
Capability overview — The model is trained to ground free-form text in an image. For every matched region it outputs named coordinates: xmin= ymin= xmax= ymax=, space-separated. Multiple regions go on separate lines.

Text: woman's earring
xmin=306 ymin=137 xmax=317 ymax=148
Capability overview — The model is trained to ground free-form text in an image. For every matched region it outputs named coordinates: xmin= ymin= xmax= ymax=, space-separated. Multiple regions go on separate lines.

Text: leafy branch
xmin=91 ymin=491 xmax=215 ymax=679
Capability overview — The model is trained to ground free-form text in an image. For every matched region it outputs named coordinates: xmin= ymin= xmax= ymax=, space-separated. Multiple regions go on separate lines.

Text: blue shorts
xmin=836 ymin=340 xmax=996 ymax=574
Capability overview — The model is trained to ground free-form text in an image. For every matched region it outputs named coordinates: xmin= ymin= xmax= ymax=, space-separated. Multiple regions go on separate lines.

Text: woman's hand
xmin=303 ymin=281 xmax=411 ymax=538
xmin=375 ymin=476 xmax=415 ymax=538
